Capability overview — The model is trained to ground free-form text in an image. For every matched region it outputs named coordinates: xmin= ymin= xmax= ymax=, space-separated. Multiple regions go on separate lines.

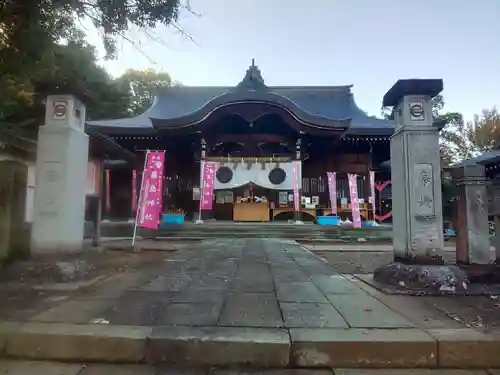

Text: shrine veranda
xmin=85 ymin=62 xmax=395 ymax=225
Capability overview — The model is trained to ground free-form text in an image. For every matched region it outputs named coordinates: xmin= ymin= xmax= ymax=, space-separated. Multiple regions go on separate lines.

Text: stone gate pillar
xmin=383 ymin=79 xmax=445 ymax=263
xmin=451 ymin=164 xmax=491 ymax=264
xmin=31 ymin=95 xmax=89 ymax=253
xmin=489 ymin=175 xmax=500 ymax=262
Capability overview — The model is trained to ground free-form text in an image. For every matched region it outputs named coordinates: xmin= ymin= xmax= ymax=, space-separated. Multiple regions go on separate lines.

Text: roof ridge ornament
xmin=236 ymin=58 xmax=267 ymax=90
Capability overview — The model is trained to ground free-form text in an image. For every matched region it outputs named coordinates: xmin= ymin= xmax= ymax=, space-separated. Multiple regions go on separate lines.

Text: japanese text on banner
xmin=137 ymin=151 xmax=165 ymax=230
xmin=347 ymin=173 xmax=362 ymax=228
xmin=326 ymin=172 xmax=337 ymax=215
xmin=200 ymin=161 xmax=217 ymax=211
xmin=369 ymin=171 xmax=376 ymax=218
xmin=292 ymin=161 xmax=300 ymax=211
xmin=132 ymin=169 xmax=137 ymax=214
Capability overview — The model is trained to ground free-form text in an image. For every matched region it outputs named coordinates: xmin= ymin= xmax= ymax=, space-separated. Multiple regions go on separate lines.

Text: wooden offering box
xmin=233 ymin=203 xmax=270 ymax=222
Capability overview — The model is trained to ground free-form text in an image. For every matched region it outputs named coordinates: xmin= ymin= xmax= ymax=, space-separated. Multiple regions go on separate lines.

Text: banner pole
xmin=132 ymin=150 xmax=150 ymax=247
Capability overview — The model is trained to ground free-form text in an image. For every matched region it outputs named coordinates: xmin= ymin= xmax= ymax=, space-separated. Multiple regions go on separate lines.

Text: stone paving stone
xmin=0 ymin=322 xmax=21 ymax=352
xmin=272 ymin=269 xmax=311 ymax=282
xmin=30 ymin=299 xmax=111 ymax=324
xmin=230 ymin=276 xmax=275 ymax=293
xmin=289 ymin=328 xmax=437 ymax=368
xmin=147 ymin=326 xmax=290 ymax=367
xmin=0 ymin=360 xmax=85 ymax=375
xmin=141 ymin=275 xmax=193 ymax=292
xmin=101 ymin=292 xmax=174 ymax=326
xmin=347 ymin=276 xmax=466 ymax=329
xmin=300 ymin=264 xmax=335 ymax=276
xmin=6 ymin=322 xmax=150 ymax=362
xmin=311 ymin=275 xmax=368 ymax=295
xmin=79 ymin=363 xmax=158 ymax=374
xmin=189 ymin=277 xmax=231 ymax=291
xmin=156 ymin=367 xmax=208 ymax=375
xmin=211 ymin=370 xmax=333 ymax=375
xmin=172 ymin=289 xmax=227 ymax=304
xmin=77 ymin=273 xmax=141 ymax=299
xmin=158 ymin=302 xmax=222 ymax=326
xmin=236 ymin=264 xmax=271 ymax=278
xmin=277 ymin=282 xmax=329 ymax=303
xmin=326 ymin=294 xmax=415 ymax=328
xmin=333 ymin=370 xmax=488 ymax=375
xmin=428 ymin=328 xmax=500 ymax=368
xmin=218 ymin=293 xmax=283 ymax=328
xmin=280 ymin=302 xmax=349 ymax=328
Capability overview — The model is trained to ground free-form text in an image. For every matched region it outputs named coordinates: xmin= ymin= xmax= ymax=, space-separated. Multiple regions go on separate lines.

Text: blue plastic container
xmin=162 ymin=213 xmax=185 ymax=225
xmin=316 ymin=216 xmax=339 ymax=226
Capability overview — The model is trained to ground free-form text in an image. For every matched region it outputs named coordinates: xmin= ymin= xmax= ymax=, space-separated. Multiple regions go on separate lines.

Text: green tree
xmin=381 ymin=95 xmax=462 ymax=167
xmin=116 ymin=69 xmax=178 ymax=116
xmin=0 ymin=0 xmax=184 ymax=115
xmin=0 ymin=42 xmax=131 ymax=139
xmin=441 ymin=107 xmax=500 ymax=163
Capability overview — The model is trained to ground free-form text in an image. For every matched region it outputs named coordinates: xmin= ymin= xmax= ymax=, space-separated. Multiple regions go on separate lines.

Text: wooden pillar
xmin=0 ymin=160 xmax=29 ymax=260
xmin=92 ymin=163 xmax=104 ymax=248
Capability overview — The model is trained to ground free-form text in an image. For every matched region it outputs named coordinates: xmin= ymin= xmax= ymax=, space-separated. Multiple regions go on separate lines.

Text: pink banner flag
xmin=369 ymin=171 xmax=376 ymax=219
xmin=200 ymin=161 xmax=217 ymax=211
xmin=137 ymin=151 xmax=165 ymax=229
xmin=292 ymin=161 xmax=301 ymax=212
xmin=347 ymin=173 xmax=362 ymax=228
xmin=326 ymin=172 xmax=337 ymax=215
xmin=105 ymin=169 xmax=111 ymax=212
xmin=132 ymin=169 xmax=137 ymax=214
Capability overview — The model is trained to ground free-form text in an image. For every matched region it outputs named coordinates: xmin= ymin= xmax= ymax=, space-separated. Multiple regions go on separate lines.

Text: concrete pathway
xmin=0 ymin=239 xmax=499 ymax=369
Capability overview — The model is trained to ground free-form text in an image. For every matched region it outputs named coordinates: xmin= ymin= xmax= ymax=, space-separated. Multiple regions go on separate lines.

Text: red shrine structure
xmin=85 ymin=61 xmax=394 ymax=223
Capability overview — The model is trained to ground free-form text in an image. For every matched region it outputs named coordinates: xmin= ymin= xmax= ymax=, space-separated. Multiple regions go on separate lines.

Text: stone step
xmin=1 ymin=322 xmax=499 ymax=369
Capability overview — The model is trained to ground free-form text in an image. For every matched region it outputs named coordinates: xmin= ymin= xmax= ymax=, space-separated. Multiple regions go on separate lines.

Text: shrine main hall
xmin=85 ymin=62 xmax=394 ymax=222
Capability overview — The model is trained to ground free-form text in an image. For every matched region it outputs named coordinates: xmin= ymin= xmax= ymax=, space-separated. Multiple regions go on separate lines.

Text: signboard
xmin=347 ymin=173 xmax=362 ymax=228
xmin=292 ymin=161 xmax=300 ymax=211
xmin=326 ymin=172 xmax=337 ymax=215
xmin=200 ymin=161 xmax=217 ymax=211
xmin=86 ymin=160 xmax=101 ymax=196
xmin=136 ymin=151 xmax=165 ymax=229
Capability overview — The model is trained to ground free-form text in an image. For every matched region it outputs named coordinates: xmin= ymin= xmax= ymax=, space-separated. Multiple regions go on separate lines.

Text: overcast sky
xmin=87 ymin=0 xmax=500 ymax=121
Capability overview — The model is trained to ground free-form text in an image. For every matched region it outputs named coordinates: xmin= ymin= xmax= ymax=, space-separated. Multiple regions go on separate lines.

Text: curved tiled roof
xmin=86 ymin=62 xmax=394 ymax=135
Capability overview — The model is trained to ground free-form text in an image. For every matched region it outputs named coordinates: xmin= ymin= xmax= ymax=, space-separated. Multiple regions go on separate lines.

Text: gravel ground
xmin=313 ymin=250 xmax=457 ymax=274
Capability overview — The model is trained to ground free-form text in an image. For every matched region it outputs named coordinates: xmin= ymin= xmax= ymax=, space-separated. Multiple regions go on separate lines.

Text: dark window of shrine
xmin=318 ymin=177 xmax=325 ymax=192
xmin=302 ymin=178 xmax=309 ymax=193
xmin=357 ymin=176 xmax=365 ymax=198
xmin=336 ymin=176 xmax=365 ymax=199
xmin=310 ymin=178 xmax=318 ymax=193
xmin=380 ymin=184 xmax=392 ymax=199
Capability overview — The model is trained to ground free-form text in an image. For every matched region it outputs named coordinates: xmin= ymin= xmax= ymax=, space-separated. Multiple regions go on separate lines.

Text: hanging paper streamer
xmin=292 ymin=161 xmax=300 ymax=211
xmin=200 ymin=161 xmax=217 ymax=211
xmin=137 ymin=151 xmax=165 ymax=230
xmin=369 ymin=171 xmax=376 ymax=219
xmin=105 ymin=169 xmax=111 ymax=212
xmin=326 ymin=172 xmax=337 ymax=215
xmin=347 ymin=173 xmax=362 ymax=228
xmin=131 ymin=169 xmax=137 ymax=214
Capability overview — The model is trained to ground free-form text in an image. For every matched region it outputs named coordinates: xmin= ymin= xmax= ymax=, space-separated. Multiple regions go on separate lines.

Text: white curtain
xmin=214 ymin=161 xmax=301 ymax=190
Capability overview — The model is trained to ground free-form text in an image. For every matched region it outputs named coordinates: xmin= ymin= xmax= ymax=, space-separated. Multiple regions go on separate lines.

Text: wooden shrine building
xmin=85 ymin=61 xmax=395 ymax=222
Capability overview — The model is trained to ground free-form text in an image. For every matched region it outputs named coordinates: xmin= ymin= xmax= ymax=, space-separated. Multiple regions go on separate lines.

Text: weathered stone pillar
xmin=488 ymin=175 xmax=500 ymax=262
xmin=31 ymin=95 xmax=89 ymax=253
xmin=383 ymin=79 xmax=445 ymax=263
xmin=451 ymin=165 xmax=491 ymax=264
xmin=0 ymin=160 xmax=29 ymax=260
